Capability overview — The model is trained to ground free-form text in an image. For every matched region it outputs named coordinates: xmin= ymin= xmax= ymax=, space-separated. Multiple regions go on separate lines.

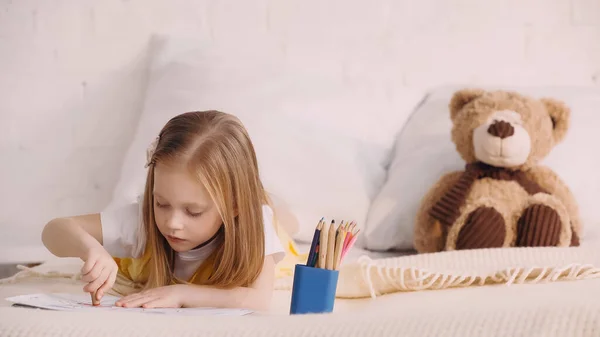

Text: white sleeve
xmin=100 ymin=198 xmax=145 ymax=258
xmin=262 ymin=205 xmax=285 ymax=265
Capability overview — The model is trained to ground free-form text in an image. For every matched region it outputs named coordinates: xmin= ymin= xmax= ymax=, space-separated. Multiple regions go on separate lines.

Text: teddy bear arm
xmin=414 ymin=171 xmax=464 ymax=253
xmin=524 ymin=165 xmax=582 ymax=243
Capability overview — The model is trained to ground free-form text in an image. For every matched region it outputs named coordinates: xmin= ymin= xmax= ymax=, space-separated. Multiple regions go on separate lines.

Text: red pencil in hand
xmin=91 ymin=291 xmax=100 ymax=306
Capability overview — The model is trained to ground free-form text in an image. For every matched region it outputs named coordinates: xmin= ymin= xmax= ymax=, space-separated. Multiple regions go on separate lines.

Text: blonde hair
xmin=142 ymin=110 xmax=267 ymax=289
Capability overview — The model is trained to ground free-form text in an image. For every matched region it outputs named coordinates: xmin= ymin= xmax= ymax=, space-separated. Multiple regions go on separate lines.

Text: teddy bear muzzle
xmin=472 ymin=110 xmax=531 ymax=168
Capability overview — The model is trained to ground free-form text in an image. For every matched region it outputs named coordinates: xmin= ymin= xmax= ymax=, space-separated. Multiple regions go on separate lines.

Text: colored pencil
xmin=91 ymin=291 xmax=100 ymax=306
xmin=306 ymin=218 xmax=323 ymax=266
xmin=309 ymin=230 xmax=321 ymax=267
xmin=325 ymin=220 xmax=336 ymax=270
xmin=305 ymin=218 xmax=360 ymax=270
xmin=342 ymin=221 xmax=354 ymax=251
xmin=318 ymin=220 xmax=330 ymax=269
xmin=311 ymin=246 xmax=319 ymax=267
xmin=333 ymin=224 xmax=347 ymax=270
xmin=341 ymin=229 xmax=360 ymax=262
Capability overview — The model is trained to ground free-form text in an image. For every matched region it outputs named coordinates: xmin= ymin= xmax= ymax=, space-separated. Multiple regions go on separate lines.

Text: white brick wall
xmin=1 ymin=0 xmax=599 ymax=261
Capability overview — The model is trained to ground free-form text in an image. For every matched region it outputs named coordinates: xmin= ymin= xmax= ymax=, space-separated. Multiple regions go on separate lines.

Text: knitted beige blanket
xmin=275 ymin=245 xmax=600 ymax=298
xmin=2 ymin=246 xmax=600 ymax=337
xmin=3 ymin=245 xmax=600 ymax=299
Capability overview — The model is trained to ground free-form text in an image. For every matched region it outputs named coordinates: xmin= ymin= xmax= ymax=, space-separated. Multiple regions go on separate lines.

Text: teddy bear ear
xmin=540 ymin=98 xmax=570 ymax=143
xmin=449 ymin=88 xmax=485 ymax=120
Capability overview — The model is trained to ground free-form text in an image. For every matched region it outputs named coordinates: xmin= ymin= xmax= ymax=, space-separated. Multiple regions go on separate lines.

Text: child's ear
xmin=541 ymin=97 xmax=570 ymax=143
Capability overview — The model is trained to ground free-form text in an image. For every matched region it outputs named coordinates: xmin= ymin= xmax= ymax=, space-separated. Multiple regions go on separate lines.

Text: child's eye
xmin=155 ymin=201 xmax=168 ymax=208
xmin=187 ymin=210 xmax=202 ymax=217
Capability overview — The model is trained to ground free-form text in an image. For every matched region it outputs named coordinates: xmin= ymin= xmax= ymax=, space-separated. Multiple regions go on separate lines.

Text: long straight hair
xmin=142 ymin=110 xmax=267 ymax=289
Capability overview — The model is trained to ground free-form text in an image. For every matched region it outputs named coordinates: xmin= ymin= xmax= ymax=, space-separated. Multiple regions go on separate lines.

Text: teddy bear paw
xmin=515 ymin=204 xmax=562 ymax=247
xmin=571 ymin=230 xmax=580 ymax=246
xmin=455 ymin=206 xmax=506 ymax=250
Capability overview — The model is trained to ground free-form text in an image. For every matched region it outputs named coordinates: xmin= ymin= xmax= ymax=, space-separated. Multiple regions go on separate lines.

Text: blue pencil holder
xmin=289 ymin=264 xmax=339 ymax=315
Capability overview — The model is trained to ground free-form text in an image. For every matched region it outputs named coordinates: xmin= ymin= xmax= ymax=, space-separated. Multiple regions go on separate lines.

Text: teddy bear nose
xmin=487 ymin=120 xmax=514 ymax=139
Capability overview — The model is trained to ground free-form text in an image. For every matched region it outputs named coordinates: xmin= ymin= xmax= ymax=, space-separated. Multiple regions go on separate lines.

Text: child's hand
xmin=115 ymin=285 xmax=188 ymax=308
xmin=80 ymin=246 xmax=118 ymax=301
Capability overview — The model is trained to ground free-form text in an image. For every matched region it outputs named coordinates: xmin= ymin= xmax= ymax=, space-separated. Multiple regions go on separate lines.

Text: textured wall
xmin=1 ymin=0 xmax=599 ymax=261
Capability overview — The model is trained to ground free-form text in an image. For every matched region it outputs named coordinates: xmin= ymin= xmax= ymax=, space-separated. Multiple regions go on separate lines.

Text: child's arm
xmin=41 ymin=214 xmax=104 ymax=258
xmin=116 ymin=255 xmax=277 ymax=311
xmin=183 ymin=255 xmax=277 ymax=311
xmin=41 ymin=214 xmax=118 ymax=298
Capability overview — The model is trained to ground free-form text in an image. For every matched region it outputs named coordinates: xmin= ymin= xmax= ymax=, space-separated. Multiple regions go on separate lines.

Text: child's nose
xmin=165 ymin=214 xmax=185 ymax=230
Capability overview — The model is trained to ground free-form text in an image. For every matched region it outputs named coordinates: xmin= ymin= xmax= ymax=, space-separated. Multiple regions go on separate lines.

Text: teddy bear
xmin=413 ymin=88 xmax=581 ymax=253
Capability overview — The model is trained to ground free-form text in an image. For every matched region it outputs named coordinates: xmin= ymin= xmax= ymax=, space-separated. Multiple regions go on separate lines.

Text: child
xmin=41 ymin=110 xmax=285 ymax=310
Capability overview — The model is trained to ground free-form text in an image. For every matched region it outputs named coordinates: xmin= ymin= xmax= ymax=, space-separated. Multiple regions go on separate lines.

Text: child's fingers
xmin=80 ymin=258 xmax=98 ymax=277
xmin=81 ymin=265 xmax=102 ymax=283
xmin=115 ymin=288 xmax=156 ymax=306
xmin=97 ymin=268 xmax=117 ymax=297
xmin=121 ymin=295 xmax=157 ymax=308
xmin=116 ymin=291 xmax=146 ymax=305
xmin=117 ymin=290 xmax=154 ymax=306
xmin=142 ymin=298 xmax=175 ymax=309
xmin=83 ymin=267 xmax=109 ymax=293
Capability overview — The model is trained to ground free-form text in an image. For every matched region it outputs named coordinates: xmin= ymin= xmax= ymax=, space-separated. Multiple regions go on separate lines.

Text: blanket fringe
xmin=356 ymin=256 xmax=600 ymax=299
xmin=0 ymin=264 xmax=81 ymax=285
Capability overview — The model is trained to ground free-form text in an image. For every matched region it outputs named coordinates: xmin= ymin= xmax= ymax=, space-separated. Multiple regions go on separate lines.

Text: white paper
xmin=5 ymin=293 xmax=253 ymax=316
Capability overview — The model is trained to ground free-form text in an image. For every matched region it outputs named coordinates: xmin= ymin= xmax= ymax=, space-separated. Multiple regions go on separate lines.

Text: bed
xmin=3 ymin=82 xmax=600 ymax=337
xmin=4 ymin=30 xmax=600 ymax=336
xmin=2 ymin=239 xmax=600 ymax=337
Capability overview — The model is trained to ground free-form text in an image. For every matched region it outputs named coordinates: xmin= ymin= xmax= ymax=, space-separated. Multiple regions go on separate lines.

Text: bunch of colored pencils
xmin=305 ymin=218 xmax=360 ymax=271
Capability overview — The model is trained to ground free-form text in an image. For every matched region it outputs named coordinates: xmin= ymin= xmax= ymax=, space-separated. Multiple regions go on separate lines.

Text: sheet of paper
xmin=5 ymin=293 xmax=253 ymax=316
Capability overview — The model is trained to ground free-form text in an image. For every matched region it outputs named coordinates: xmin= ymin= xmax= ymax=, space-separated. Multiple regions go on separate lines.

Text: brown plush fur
xmin=414 ymin=89 xmax=581 ymax=253
xmin=450 ymin=90 xmax=565 ymax=169
xmin=524 ymin=165 xmax=581 ymax=243
xmin=414 ymin=171 xmax=462 ymax=253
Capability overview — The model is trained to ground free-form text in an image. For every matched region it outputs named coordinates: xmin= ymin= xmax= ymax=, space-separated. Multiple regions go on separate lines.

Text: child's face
xmin=152 ymin=162 xmax=223 ymax=252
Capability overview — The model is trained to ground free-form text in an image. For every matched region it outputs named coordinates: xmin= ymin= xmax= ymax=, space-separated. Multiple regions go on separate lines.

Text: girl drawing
xmin=42 ymin=110 xmax=285 ymax=310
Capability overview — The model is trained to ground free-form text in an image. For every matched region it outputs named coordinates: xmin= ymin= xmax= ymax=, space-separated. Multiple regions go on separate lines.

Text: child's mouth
xmin=166 ymin=235 xmax=186 ymax=243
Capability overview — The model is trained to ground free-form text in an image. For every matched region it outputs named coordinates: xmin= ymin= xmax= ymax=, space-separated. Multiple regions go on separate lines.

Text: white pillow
xmin=107 ymin=35 xmax=425 ymax=245
xmin=364 ymin=85 xmax=600 ymax=251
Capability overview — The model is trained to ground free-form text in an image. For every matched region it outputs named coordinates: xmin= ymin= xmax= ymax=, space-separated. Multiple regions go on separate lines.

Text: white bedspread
xmin=2 ymin=244 xmax=600 ymax=337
